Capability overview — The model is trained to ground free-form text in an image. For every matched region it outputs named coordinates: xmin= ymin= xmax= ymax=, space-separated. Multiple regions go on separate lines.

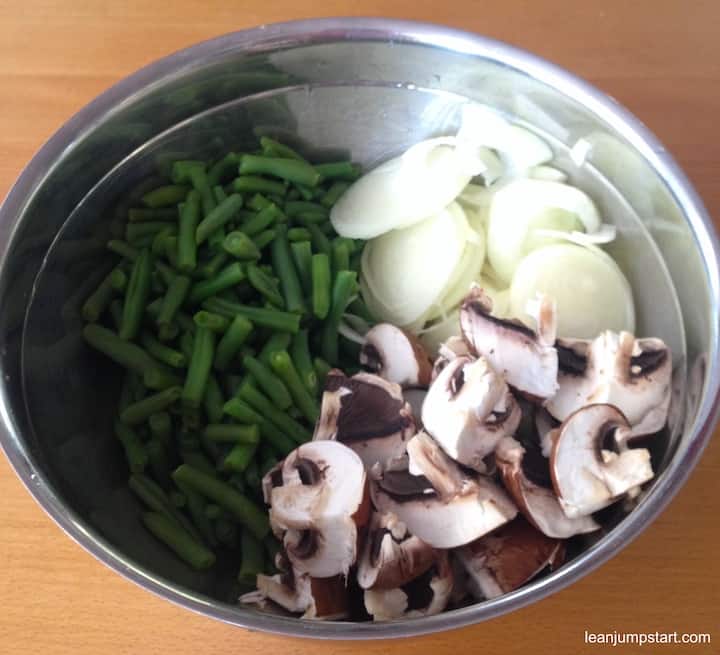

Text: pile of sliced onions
xmin=330 ymin=103 xmax=636 ymax=351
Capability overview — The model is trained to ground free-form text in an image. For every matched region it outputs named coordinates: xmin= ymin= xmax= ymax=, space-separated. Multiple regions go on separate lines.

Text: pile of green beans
xmin=81 ymin=137 xmax=368 ymax=580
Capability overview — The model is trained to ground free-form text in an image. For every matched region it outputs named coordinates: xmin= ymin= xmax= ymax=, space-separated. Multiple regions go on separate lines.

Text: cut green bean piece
xmin=238 ymin=531 xmax=265 ymax=585
xmin=197 ymin=251 xmax=229 ymax=279
xmin=243 ymin=356 xmax=292 ymax=410
xmin=208 ymin=152 xmax=239 ymax=186
xmin=290 ymin=329 xmax=317 ymax=396
xmin=260 ymin=136 xmax=305 ymax=161
xmin=223 ymin=231 xmax=261 ymax=260
xmin=119 ymin=248 xmax=152 ymax=340
xmin=270 ymin=350 xmax=319 ymax=423
xmin=82 ymin=269 xmax=117 ymax=323
xmin=193 ymin=310 xmax=230 ymax=333
xmin=177 ymin=481 xmax=218 ymax=547
xmin=143 ymin=367 xmax=182 ymax=391
xmin=172 ymin=161 xmax=216 ymax=218
xmin=182 ymin=327 xmax=215 ymax=408
xmin=128 ymin=207 xmax=178 ymax=222
xmin=172 ymin=465 xmax=269 ymax=539
xmin=271 ymin=225 xmax=305 ymax=314
xmin=203 ymin=374 xmax=225 ymax=424
xmin=314 ymin=161 xmax=361 ymax=181
xmin=204 ymin=504 xmax=223 ymax=521
xmin=289 ymin=240 xmax=313 ymax=295
xmin=284 ymin=200 xmax=327 ymax=218
xmin=311 ymin=253 xmax=331 ymax=320
xmin=313 ymin=357 xmax=332 ymax=388
xmin=321 ymin=270 xmax=358 ymax=365
xmin=287 ymin=227 xmax=311 ymax=242
xmin=214 ymin=315 xmax=253 ymax=371
xmin=114 ymin=420 xmax=148 ymax=473
xmin=157 ymin=274 xmax=191 ymax=329
xmin=141 ymin=333 xmax=187 ymax=369
xmin=205 ymin=424 xmax=260 ymax=444
xmin=244 ymin=457 xmax=261 ymax=491
xmin=252 ymin=229 xmax=276 ymax=251
xmin=177 ymin=190 xmax=201 ymax=273
xmin=181 ymin=451 xmax=217 ymax=478
xmin=240 ymin=203 xmax=282 ymax=237
xmin=142 ymin=512 xmax=215 ymax=570
xmin=247 ymin=193 xmax=271 ymax=212
xmin=188 ymin=262 xmax=245 ymax=304
xmin=141 ymin=185 xmax=189 ymax=208
xmin=258 ymin=332 xmax=292 ymax=366
xmin=148 ymin=411 xmax=172 ymax=446
xmin=146 ymin=437 xmax=173 ymax=489
xmin=126 ymin=221 xmax=174 ymax=243
xmin=215 ymin=518 xmax=238 ymax=548
xmin=301 ymin=220 xmax=331 ymax=255
xmin=179 ymin=329 xmax=194 ymax=362
xmin=332 ymin=241 xmax=350 ymax=275
xmin=212 ymin=184 xmax=227 ymax=205
xmin=320 ymin=180 xmax=350 ymax=207
xmin=120 ymin=386 xmax=182 ymax=425
xmin=232 ymin=175 xmax=287 ymax=196
xmin=83 ymin=324 xmax=158 ymax=375
xmin=238 ymin=155 xmax=321 ymax=187
xmin=107 ymin=239 xmax=139 ymax=261
xmin=222 ymin=442 xmax=257 ymax=473
xmin=202 ymin=297 xmax=300 ymax=333
xmin=155 ymin=261 xmax=176 ymax=287
xmin=222 ymin=398 xmax=296 ymax=456
xmin=237 ymin=381 xmax=311 ymax=444
xmin=247 ymin=264 xmax=283 ymax=308
xmin=293 ymin=183 xmax=314 ymax=200
xmin=195 ymin=193 xmax=243 ymax=245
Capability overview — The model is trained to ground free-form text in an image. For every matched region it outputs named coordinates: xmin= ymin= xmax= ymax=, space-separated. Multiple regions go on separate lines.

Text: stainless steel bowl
xmin=1 ymin=18 xmax=718 ymax=639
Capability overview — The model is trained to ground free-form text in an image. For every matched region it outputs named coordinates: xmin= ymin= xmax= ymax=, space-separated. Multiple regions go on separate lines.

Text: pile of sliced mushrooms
xmin=242 ymin=286 xmax=671 ymax=621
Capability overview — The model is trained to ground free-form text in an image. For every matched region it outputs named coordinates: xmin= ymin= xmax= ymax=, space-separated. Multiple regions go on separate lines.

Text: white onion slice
xmin=528 ymin=165 xmax=568 ymax=183
xmin=508 ymin=243 xmax=635 ymax=339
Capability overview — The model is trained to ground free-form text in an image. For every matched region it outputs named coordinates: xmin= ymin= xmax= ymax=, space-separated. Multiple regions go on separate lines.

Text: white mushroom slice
xmin=547 ymin=331 xmax=672 ymax=436
xmin=550 ymin=404 xmax=654 ymax=518
xmin=535 ymin=408 xmax=559 ymax=458
xmin=422 ymin=356 xmax=521 ymax=472
xmin=357 ymin=512 xmax=437 ymax=590
xmin=460 ymin=287 xmax=559 ymax=400
xmin=313 ymin=370 xmax=416 ymax=469
xmin=241 ymin=570 xmax=348 ymax=619
xmin=372 ymin=432 xmax=517 ymax=548
xmin=430 ymin=335 xmax=472 ymax=381
xmin=360 ymin=323 xmax=433 ymax=388
xmin=265 ymin=440 xmax=370 ymax=577
xmin=495 ymin=437 xmax=600 ymax=538
xmin=363 ymin=553 xmax=454 ymax=620
xmin=457 ymin=518 xmax=565 ymax=600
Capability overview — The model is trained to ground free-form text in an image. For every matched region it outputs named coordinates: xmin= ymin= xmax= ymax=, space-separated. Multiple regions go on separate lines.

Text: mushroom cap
xmin=422 ymin=355 xmax=521 ymax=471
xmin=313 ymin=370 xmax=416 ymax=470
xmin=550 ymin=403 xmax=654 ymax=518
xmin=547 ymin=331 xmax=672 ymax=436
xmin=460 ymin=288 xmax=559 ymax=400
xmin=363 ymin=552 xmax=454 ymax=620
xmin=457 ymin=517 xmax=564 ymax=600
xmin=266 ymin=440 xmax=370 ymax=577
xmin=495 ymin=436 xmax=600 ymax=538
xmin=371 ymin=432 xmax=517 ymax=548
xmin=357 ymin=511 xmax=437 ymax=590
xmin=431 ymin=335 xmax=473 ymax=381
xmin=360 ymin=323 xmax=433 ymax=388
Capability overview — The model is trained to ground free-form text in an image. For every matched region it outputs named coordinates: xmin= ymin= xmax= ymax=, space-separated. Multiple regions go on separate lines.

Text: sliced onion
xmin=508 ymin=243 xmax=635 ymax=339
xmin=418 ymin=310 xmax=461 ymax=356
xmin=360 ymin=202 xmax=468 ymax=326
xmin=528 ymin=165 xmax=568 ymax=183
xmin=487 ymin=178 xmax=602 ymax=284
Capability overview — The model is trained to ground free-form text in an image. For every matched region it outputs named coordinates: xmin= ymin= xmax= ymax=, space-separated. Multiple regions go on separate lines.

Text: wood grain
xmin=0 ymin=2 xmax=718 ymax=654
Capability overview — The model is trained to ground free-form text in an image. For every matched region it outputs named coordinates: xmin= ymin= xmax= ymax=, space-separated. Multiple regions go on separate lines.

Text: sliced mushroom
xmin=547 ymin=331 xmax=672 ymax=436
xmin=457 ymin=517 xmax=565 ymax=600
xmin=495 ymin=436 xmax=600 ymax=538
xmin=264 ymin=440 xmax=370 ymax=577
xmin=550 ymin=404 xmax=654 ymax=518
xmin=363 ymin=552 xmax=454 ymax=620
xmin=357 ymin=511 xmax=437 ymax=590
xmin=241 ymin=569 xmax=348 ymax=619
xmin=360 ymin=323 xmax=433 ymax=388
xmin=313 ymin=370 xmax=416 ymax=469
xmin=422 ymin=355 xmax=521 ymax=472
xmin=371 ymin=432 xmax=517 ymax=548
xmin=459 ymin=288 xmax=559 ymax=400
xmin=535 ymin=407 xmax=559 ymax=458
xmin=403 ymin=388 xmax=427 ymax=427
xmin=431 ymin=335 xmax=473 ymax=381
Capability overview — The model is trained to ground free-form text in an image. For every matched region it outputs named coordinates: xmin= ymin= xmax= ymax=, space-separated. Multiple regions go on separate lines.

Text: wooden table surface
xmin=1 ymin=2 xmax=718 ymax=654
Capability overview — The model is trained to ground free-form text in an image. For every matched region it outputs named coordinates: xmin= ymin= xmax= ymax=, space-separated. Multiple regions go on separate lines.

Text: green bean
xmin=107 ymin=239 xmax=139 ymax=261
xmin=109 ymin=299 xmax=123 ymax=331
xmin=181 ymin=451 xmax=216 ymax=478
xmin=223 ymin=231 xmax=260 ymax=260
xmin=260 ymin=452 xmax=278 ymax=477
xmin=311 ymin=253 xmax=331 ymax=320
xmin=347 ymin=297 xmax=375 ymax=324
xmin=238 ymin=154 xmax=321 ymax=187
xmin=215 ymin=518 xmax=238 ymax=548
xmin=270 ymin=225 xmax=305 ymax=314
xmin=148 ymin=411 xmax=172 ymax=446
xmin=222 ymin=442 xmax=258 ymax=474
xmin=176 ymin=481 xmax=218 ymax=547
xmin=289 ymin=240 xmax=313 ymax=295
xmin=197 ymin=251 xmax=229 ymax=279
xmin=187 ymin=263 xmax=245 ymax=304
xmin=238 ymin=531 xmax=265 ymax=585
xmin=143 ymin=367 xmax=182 ymax=391
xmin=83 ymin=324 xmax=158 ymax=375
xmin=126 ymin=221 xmax=173 ymax=243
xmin=243 ymin=356 xmax=292 ymax=410
xmin=172 ymin=161 xmax=216 ymax=218
xmin=195 ymin=194 xmax=243 ymax=245
xmin=177 ymin=190 xmax=201 ymax=273
xmin=109 ymin=267 xmax=128 ymax=291
xmin=259 ymin=136 xmax=305 ymax=161
xmin=242 ymin=203 xmax=283 ymax=237
xmin=156 ymin=274 xmax=191 ymax=332
xmin=203 ymin=374 xmax=225 ymax=424
xmin=332 ymin=240 xmax=350 ymax=275
xmin=213 ymin=316 xmax=253 ymax=371
xmin=258 ymin=332 xmax=292 ymax=366
xmin=120 ymin=386 xmax=182 ymax=425
xmin=82 ymin=270 xmax=117 ymax=323
xmin=128 ymin=207 xmax=178 ymax=222
xmin=141 ymin=185 xmax=189 ymax=208
xmin=246 ymin=264 xmax=283 ymax=308
xmin=244 ymin=458 xmax=261 ymax=491
xmin=179 ymin=329 xmax=194 ymax=362
xmin=321 ymin=270 xmax=357 ymax=365
xmin=146 ymin=437 xmax=173 ymax=489
xmin=212 ymin=184 xmax=227 ymax=205
xmin=202 ymin=297 xmax=300 ymax=333
xmin=247 ymin=193 xmax=271 ymax=212
xmin=205 ymin=504 xmax=223 ymax=521
xmin=286 ymin=227 xmax=311 ymax=242
xmin=285 ymin=200 xmax=328 ymax=218
xmin=301 ymin=220 xmax=331 ymax=255
xmin=182 ymin=327 xmax=215 ymax=408
xmin=193 ymin=310 xmax=229 ymax=333
xmin=320 ymin=180 xmax=350 ymax=207
xmin=205 ymin=424 xmax=260 ymax=444
xmin=252 ymin=229 xmax=276 ymax=251
xmin=232 ymin=175 xmax=287 ymax=196
xmin=237 ymin=381 xmax=311 ymax=444
xmin=222 ymin=398 xmax=295 ymax=456
xmin=114 ymin=420 xmax=148 ymax=473
xmin=162 ymin=235 xmax=179 ymax=268
xmin=293 ymin=183 xmax=315 ymax=200
xmin=140 ymin=333 xmax=185 ymax=369
xmin=314 ymin=161 xmax=361 ymax=181
xmin=207 ymin=152 xmax=239 ymax=186
xmin=154 ymin=261 xmax=176 ymax=287
xmin=142 ymin=511 xmax=215 ymax=570
xmin=170 ymin=491 xmax=186 ymax=508
xmin=270 ymin=350 xmax=319 ymax=423
xmin=119 ymin=248 xmax=153 ymax=340
xmin=288 ymin=330 xmax=316 ymax=397
xmin=128 ymin=369 xmax=148 ymax=403
xmin=172 ymin=465 xmax=269 ymax=540
xmin=313 ymin=357 xmax=332 ymax=388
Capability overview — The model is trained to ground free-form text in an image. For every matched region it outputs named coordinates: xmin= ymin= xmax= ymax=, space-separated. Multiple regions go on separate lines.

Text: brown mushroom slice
xmin=357 ymin=511 xmax=437 ymax=590
xmin=495 ymin=436 xmax=600 ymax=538
xmin=550 ymin=404 xmax=654 ymax=518
xmin=457 ymin=517 xmax=565 ymax=600
xmin=459 ymin=288 xmax=558 ymax=400
xmin=431 ymin=335 xmax=473 ymax=381
xmin=535 ymin=407 xmax=559 ymax=458
xmin=547 ymin=331 xmax=672 ymax=436
xmin=241 ymin=570 xmax=348 ymax=620
xmin=360 ymin=323 xmax=433 ymax=388
xmin=266 ymin=440 xmax=370 ymax=577
xmin=422 ymin=355 xmax=521 ymax=472
xmin=363 ymin=553 xmax=454 ymax=620
xmin=313 ymin=370 xmax=416 ymax=469
xmin=371 ymin=432 xmax=517 ymax=548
